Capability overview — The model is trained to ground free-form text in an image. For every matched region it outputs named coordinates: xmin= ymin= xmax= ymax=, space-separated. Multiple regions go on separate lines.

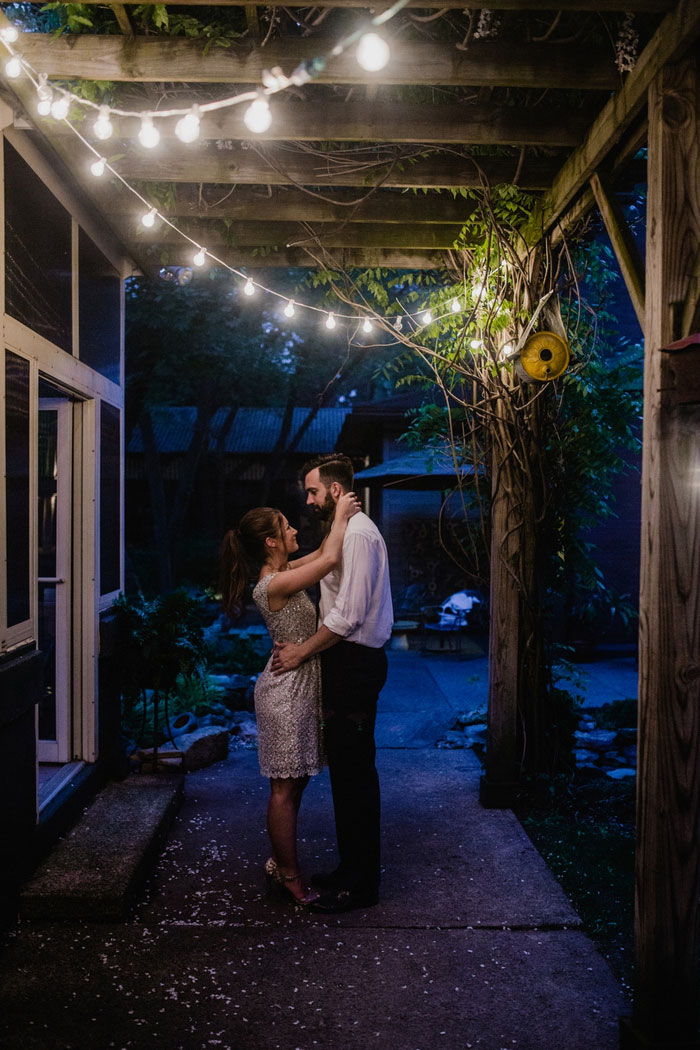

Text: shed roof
xmin=127 ymin=405 xmax=351 ymax=455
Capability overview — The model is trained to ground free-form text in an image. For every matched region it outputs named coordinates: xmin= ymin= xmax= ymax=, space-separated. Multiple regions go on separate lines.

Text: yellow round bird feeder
xmin=516 ymin=331 xmax=570 ymax=382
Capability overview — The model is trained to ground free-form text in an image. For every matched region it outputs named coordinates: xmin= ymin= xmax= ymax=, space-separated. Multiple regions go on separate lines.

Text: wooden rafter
xmin=110 ymin=146 xmax=561 ymax=190
xmin=47 ymin=0 xmax=677 ymax=10
xmin=590 ymin=170 xmax=645 ymax=326
xmin=48 ymin=101 xmax=591 ymax=148
xmin=16 ymin=35 xmax=620 ymax=91
xmin=150 ymin=245 xmax=453 ymax=269
xmin=541 ymin=0 xmax=700 ymax=231
xmin=98 ymin=185 xmax=477 ymax=225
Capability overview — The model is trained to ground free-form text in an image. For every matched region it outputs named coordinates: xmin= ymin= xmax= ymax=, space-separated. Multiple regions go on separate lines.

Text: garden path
xmin=0 ymin=649 xmax=629 ymax=1050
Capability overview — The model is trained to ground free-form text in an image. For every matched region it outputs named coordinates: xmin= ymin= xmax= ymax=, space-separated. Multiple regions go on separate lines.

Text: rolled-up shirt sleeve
xmin=322 ymin=531 xmax=380 ymax=638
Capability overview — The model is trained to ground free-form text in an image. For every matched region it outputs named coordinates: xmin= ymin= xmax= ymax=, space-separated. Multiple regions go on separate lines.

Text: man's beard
xmin=313 ymin=491 xmax=336 ymax=522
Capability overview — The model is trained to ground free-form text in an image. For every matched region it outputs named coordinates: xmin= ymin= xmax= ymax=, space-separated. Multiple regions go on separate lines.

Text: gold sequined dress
xmin=252 ymin=572 xmax=324 ymax=779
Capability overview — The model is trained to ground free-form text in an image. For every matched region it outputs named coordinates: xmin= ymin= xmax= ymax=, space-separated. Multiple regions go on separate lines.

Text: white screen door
xmin=37 ymin=398 xmax=72 ymax=763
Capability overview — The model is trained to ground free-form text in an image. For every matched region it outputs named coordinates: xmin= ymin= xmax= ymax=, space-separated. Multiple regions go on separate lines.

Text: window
xmin=4 ymin=141 xmax=72 ymax=352
xmin=5 ymin=350 xmax=31 ymax=628
xmin=100 ymin=402 xmax=121 ymax=596
xmin=79 ymin=229 xmax=121 ymax=384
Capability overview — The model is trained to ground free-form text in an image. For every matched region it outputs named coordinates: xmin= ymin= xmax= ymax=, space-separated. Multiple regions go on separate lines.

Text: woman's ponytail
xmin=219 ymin=508 xmax=284 ymax=617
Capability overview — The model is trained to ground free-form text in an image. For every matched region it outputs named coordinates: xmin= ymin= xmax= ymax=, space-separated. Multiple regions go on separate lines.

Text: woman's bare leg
xmin=267 ymin=775 xmax=310 ymax=898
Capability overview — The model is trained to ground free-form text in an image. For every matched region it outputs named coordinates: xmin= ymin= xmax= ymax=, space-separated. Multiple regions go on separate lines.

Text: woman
xmin=220 ymin=492 xmax=359 ymax=904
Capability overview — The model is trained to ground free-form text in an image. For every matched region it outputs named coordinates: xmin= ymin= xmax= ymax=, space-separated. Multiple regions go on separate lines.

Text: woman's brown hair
xmin=219 ymin=507 xmax=284 ymax=617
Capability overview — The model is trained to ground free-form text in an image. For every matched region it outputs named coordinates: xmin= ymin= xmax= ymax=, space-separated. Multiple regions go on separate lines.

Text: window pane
xmin=5 ymin=350 xmax=31 ymax=626
xmin=100 ymin=402 xmax=121 ymax=595
xmin=79 ymin=228 xmax=121 ymax=384
xmin=4 ymin=141 xmax=72 ymax=352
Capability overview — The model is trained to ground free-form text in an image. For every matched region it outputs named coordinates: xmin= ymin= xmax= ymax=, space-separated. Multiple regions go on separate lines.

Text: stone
xmin=616 ymin=727 xmax=638 ymax=744
xmin=622 ymin=745 xmax=637 ymax=763
xmin=166 ymin=711 xmax=197 ymax=738
xmin=171 ymin=726 xmax=230 ymax=771
xmin=606 ymin=767 xmax=636 ymax=780
xmin=574 ymin=749 xmax=598 ymax=764
xmin=437 ymin=731 xmax=466 ymax=749
xmin=574 ymin=729 xmax=618 ymax=750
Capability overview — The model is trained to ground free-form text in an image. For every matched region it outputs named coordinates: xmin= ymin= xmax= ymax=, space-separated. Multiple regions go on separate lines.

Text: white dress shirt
xmin=320 ymin=511 xmax=394 ymax=648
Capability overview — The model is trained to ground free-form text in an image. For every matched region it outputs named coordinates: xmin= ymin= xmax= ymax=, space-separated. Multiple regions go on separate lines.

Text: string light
xmin=138 ymin=114 xmax=160 ymax=149
xmin=243 ymin=278 xmax=256 ymax=296
xmin=284 ymin=299 xmax=295 ymax=317
xmin=94 ymin=105 xmax=113 ymax=141
xmin=51 ymin=94 xmax=70 ymax=121
xmin=325 ymin=312 xmax=336 ymax=330
xmin=362 ymin=318 xmax=373 ymax=333
xmin=421 ymin=309 xmax=433 ymax=325
xmin=141 ymin=207 xmax=157 ymax=228
xmin=90 ymin=156 xmax=106 ymax=177
xmin=174 ymin=105 xmax=200 ymax=144
xmin=243 ymin=95 xmax=272 ymax=134
xmin=451 ymin=298 xmax=461 ymax=313
xmin=394 ymin=316 xmax=403 ymax=332
xmin=470 ymin=338 xmax=483 ymax=350
xmin=0 ymin=25 xmax=19 ymax=44
xmin=36 ymin=80 xmax=52 ymax=117
xmin=356 ymin=33 xmax=390 ymax=72
xmin=193 ymin=247 xmax=207 ymax=267
xmin=4 ymin=54 xmax=21 ymax=78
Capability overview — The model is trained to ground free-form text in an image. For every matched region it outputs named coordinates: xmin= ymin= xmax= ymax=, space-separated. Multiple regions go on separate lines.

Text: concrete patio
xmin=0 ymin=648 xmax=633 ymax=1050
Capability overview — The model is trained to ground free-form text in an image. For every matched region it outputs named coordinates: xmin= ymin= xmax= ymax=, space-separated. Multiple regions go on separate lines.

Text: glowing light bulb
xmin=193 ymin=247 xmax=207 ymax=267
xmin=501 ymin=342 xmax=514 ymax=360
xmin=362 ymin=318 xmax=372 ymax=333
xmin=51 ymin=94 xmax=70 ymax=120
xmin=473 ymin=281 xmax=486 ymax=298
xmin=284 ymin=300 xmax=295 ymax=318
xmin=94 ymin=105 xmax=113 ymax=141
xmin=138 ymin=115 xmax=160 ymax=149
xmin=5 ymin=55 xmax=22 ymax=79
xmin=1 ymin=26 xmax=19 ymax=44
xmin=141 ymin=207 xmax=157 ymax=228
xmin=175 ymin=105 xmax=200 ymax=144
xmin=325 ymin=312 xmax=336 ymax=330
xmin=37 ymin=93 xmax=52 ymax=117
xmin=357 ymin=33 xmax=390 ymax=72
xmin=244 ymin=278 xmax=255 ymax=297
xmin=90 ymin=156 xmax=106 ymax=177
xmin=451 ymin=298 xmax=461 ymax=313
xmin=421 ymin=309 xmax=432 ymax=325
xmin=470 ymin=338 xmax=482 ymax=350
xmin=393 ymin=316 xmax=403 ymax=332
xmin=243 ymin=95 xmax=273 ymax=135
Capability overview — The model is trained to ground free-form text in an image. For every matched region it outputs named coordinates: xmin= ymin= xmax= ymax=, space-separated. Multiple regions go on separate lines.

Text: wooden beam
xmin=16 ymin=34 xmax=620 ymax=90
xmin=110 ymin=3 xmax=134 ymax=37
xmin=113 ymin=146 xmax=560 ymax=189
xmin=121 ymin=219 xmax=468 ymax=249
xmin=44 ymin=0 xmax=677 ymax=10
xmin=590 ymin=170 xmax=645 ymax=327
xmin=681 ymin=245 xmax=700 ymax=336
xmin=99 ymin=185 xmax=477 ymax=225
xmin=623 ymin=51 xmax=700 ymax=1050
xmin=541 ymin=0 xmax=700 ymax=231
xmin=150 ymin=246 xmax=451 ymax=270
xmin=51 ymin=100 xmax=590 ymax=148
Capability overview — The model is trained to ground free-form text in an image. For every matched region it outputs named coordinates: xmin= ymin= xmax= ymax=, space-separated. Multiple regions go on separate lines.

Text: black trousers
xmin=320 ymin=640 xmax=388 ymax=892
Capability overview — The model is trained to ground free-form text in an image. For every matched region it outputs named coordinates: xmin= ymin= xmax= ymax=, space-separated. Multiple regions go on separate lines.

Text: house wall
xmin=0 ymin=105 xmax=129 ymax=917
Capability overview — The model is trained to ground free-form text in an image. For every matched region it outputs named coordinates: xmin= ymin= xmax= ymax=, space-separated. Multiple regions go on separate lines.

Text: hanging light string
xmin=0 ymin=9 xmax=469 ymax=332
xmin=0 ymin=0 xmax=410 ymax=133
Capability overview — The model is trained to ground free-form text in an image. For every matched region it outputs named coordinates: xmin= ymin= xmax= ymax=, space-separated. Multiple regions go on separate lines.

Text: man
xmin=271 ymin=453 xmax=393 ymax=912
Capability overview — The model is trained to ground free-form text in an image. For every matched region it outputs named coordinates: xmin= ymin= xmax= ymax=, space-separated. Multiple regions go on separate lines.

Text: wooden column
xmin=480 ymin=396 xmax=520 ymax=808
xmin=620 ymin=53 xmax=700 ymax=1050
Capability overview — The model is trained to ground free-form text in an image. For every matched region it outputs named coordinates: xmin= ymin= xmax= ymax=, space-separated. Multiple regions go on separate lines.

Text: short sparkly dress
xmin=252 ymin=573 xmax=324 ymax=779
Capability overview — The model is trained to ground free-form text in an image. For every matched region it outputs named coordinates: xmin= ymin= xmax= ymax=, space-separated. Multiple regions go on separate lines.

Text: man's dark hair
xmin=302 ymin=453 xmax=354 ymax=491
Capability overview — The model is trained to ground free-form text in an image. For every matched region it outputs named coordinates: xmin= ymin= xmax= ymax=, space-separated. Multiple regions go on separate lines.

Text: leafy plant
xmin=113 ymin=590 xmax=207 ymax=758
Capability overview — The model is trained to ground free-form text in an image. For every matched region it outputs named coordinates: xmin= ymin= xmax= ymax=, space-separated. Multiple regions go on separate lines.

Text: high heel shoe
xmin=264 ymin=858 xmax=319 ymax=905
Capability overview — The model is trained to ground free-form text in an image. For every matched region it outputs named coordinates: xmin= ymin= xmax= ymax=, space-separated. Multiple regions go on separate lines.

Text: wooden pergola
xmin=0 ymin=1 xmax=698 ymax=1046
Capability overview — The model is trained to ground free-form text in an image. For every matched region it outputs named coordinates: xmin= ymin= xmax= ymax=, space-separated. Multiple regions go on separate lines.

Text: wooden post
xmin=620 ymin=53 xmax=700 ymax=1050
xmin=480 ymin=396 xmax=520 ymax=808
